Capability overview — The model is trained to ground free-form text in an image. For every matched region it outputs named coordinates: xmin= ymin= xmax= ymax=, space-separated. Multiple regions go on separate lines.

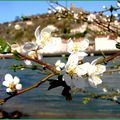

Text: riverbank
xmin=43 ymin=50 xmax=120 ymax=57
xmin=0 ymin=50 xmax=120 ymax=59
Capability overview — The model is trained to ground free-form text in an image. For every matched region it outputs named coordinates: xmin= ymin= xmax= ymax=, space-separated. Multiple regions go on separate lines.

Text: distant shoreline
xmin=0 ymin=50 xmax=120 ymax=59
xmin=43 ymin=50 xmax=120 ymax=57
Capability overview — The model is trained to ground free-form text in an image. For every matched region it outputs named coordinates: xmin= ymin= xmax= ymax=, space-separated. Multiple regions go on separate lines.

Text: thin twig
xmin=17 ymin=53 xmax=60 ymax=75
xmin=96 ymin=51 xmax=120 ymax=64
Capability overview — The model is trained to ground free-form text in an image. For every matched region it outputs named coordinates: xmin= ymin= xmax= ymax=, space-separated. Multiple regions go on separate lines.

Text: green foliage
xmin=21 ymin=16 xmax=29 ymax=21
xmin=62 ymin=28 xmax=70 ymax=34
xmin=10 ymin=64 xmax=25 ymax=72
xmin=13 ymin=51 xmax=21 ymax=60
xmin=83 ymin=97 xmax=91 ymax=104
xmin=61 ymin=31 xmax=87 ymax=39
xmin=31 ymin=65 xmax=38 ymax=70
xmin=0 ymin=38 xmax=11 ymax=53
xmin=10 ymin=64 xmax=39 ymax=72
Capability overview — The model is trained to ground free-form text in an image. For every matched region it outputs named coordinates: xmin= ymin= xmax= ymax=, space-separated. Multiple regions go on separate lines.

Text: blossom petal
xmin=6 ymin=88 xmax=13 ymax=93
xmin=55 ymin=60 xmax=61 ymax=66
xmin=91 ymin=57 xmax=103 ymax=65
xmin=77 ymin=52 xmax=88 ymax=60
xmin=60 ymin=63 xmax=65 ymax=68
xmin=42 ymin=25 xmax=57 ymax=33
xmin=40 ymin=25 xmax=55 ymax=43
xmin=76 ymin=63 xmax=89 ymax=76
xmin=88 ymin=76 xmax=102 ymax=87
xmin=64 ymin=74 xmax=72 ymax=86
xmin=16 ymin=84 xmax=22 ymax=90
xmin=87 ymin=64 xmax=97 ymax=76
xmin=56 ymin=67 xmax=61 ymax=71
xmin=13 ymin=76 xmax=20 ymax=85
xmin=24 ymin=60 xmax=32 ymax=66
xmin=5 ymin=74 xmax=13 ymax=83
xmin=95 ymin=65 xmax=106 ymax=75
xmin=34 ymin=25 xmax=41 ymax=41
xmin=2 ymin=81 xmax=9 ymax=87
xmin=66 ymin=53 xmax=79 ymax=66
xmin=23 ymin=42 xmax=37 ymax=52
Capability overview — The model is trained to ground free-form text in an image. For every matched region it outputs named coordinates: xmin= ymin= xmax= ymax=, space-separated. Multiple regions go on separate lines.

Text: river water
xmin=0 ymin=56 xmax=120 ymax=118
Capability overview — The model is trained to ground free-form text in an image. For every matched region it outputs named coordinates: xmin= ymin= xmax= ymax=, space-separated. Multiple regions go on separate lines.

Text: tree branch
xmin=0 ymin=73 xmax=54 ymax=105
xmin=16 ymin=53 xmax=60 ymax=75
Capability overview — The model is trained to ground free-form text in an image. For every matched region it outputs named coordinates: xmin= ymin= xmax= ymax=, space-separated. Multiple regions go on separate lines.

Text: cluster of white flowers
xmin=4 ymin=25 xmax=106 ymax=93
xmin=22 ymin=25 xmax=59 ymax=65
xmin=55 ymin=38 xmax=106 ymax=88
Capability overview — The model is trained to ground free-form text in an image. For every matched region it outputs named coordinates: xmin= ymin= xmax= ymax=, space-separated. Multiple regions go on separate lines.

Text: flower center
xmin=73 ymin=43 xmax=79 ymax=52
xmin=67 ymin=67 xmax=76 ymax=78
xmin=9 ymin=83 xmax=16 ymax=90
xmin=40 ymin=33 xmax=51 ymax=47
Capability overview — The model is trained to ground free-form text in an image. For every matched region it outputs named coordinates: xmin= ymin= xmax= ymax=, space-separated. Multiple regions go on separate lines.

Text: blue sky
xmin=0 ymin=1 xmax=118 ymax=23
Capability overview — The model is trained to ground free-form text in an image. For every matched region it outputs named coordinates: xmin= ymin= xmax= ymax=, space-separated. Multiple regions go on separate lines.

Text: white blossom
xmin=35 ymin=25 xmax=57 ymax=48
xmin=64 ymin=63 xmax=86 ymax=88
xmin=23 ymin=25 xmax=59 ymax=59
xmin=40 ymin=37 xmax=62 ymax=54
xmin=55 ymin=60 xmax=65 ymax=71
xmin=102 ymin=88 xmax=108 ymax=93
xmin=63 ymin=56 xmax=88 ymax=88
xmin=86 ymin=59 xmax=106 ymax=87
xmin=2 ymin=74 xmax=22 ymax=93
xmin=67 ymin=39 xmax=89 ymax=60
xmin=63 ymin=38 xmax=90 ymax=88
xmin=23 ymin=41 xmax=42 ymax=61
xmin=67 ymin=39 xmax=89 ymax=53
xmin=24 ymin=60 xmax=32 ymax=66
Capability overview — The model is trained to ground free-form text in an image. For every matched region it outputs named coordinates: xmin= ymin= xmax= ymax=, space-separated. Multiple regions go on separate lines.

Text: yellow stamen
xmin=8 ymin=83 xmax=16 ymax=90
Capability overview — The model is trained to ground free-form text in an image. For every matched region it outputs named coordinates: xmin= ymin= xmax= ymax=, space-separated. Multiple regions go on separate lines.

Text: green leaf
xmin=0 ymin=38 xmax=11 ymax=53
xmin=83 ymin=98 xmax=91 ymax=104
xmin=10 ymin=64 xmax=25 ymax=72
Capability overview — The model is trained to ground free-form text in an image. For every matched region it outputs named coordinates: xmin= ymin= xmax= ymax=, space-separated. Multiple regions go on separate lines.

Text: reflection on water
xmin=0 ymin=56 xmax=120 ymax=118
